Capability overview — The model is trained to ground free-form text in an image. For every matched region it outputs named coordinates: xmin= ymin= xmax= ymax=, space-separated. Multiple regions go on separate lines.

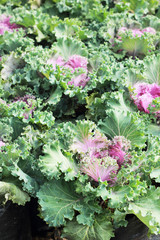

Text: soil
xmin=32 ymin=228 xmax=66 ymax=240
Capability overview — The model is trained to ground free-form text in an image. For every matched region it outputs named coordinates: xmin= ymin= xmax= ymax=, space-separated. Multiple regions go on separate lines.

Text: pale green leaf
xmin=72 ymin=120 xmax=95 ymax=143
xmin=54 ymin=23 xmax=75 ymax=39
xmin=0 ymin=121 xmax=13 ymax=142
xmin=128 ymin=187 xmax=160 ymax=234
xmin=11 ymin=163 xmax=39 ymax=195
xmin=53 ymin=37 xmax=88 ymax=61
xmin=47 ymin=86 xmax=63 ymax=105
xmin=143 ymin=55 xmax=160 ymax=84
xmin=150 ymin=168 xmax=160 ymax=183
xmin=39 ymin=141 xmax=78 ymax=180
xmin=98 ymin=110 xmax=146 ymax=147
xmin=106 ymin=186 xmax=130 ymax=208
xmin=107 ymin=91 xmax=135 ymax=113
xmin=148 ymin=124 xmax=160 ymax=137
xmin=1 ymin=53 xmax=24 ymax=80
xmin=0 ymin=181 xmax=30 ymax=205
xmin=122 ymin=38 xmax=149 ymax=55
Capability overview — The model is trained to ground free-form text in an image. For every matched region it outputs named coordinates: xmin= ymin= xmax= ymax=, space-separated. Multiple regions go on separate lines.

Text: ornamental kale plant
xmin=114 ymin=25 xmax=158 ymax=57
xmin=0 ymin=1 xmax=160 ymax=240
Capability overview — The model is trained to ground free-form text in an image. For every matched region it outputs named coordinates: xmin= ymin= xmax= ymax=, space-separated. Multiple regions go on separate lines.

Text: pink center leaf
xmin=142 ymin=27 xmax=156 ymax=35
xmin=0 ymin=140 xmax=5 ymax=147
xmin=131 ymin=29 xmax=143 ymax=37
xmin=109 ymin=136 xmax=131 ymax=166
xmin=81 ymin=156 xmax=118 ymax=184
xmin=71 ymin=124 xmax=131 ymax=183
xmin=131 ymin=82 xmax=160 ymax=114
xmin=0 ymin=15 xmax=20 ymax=35
xmin=118 ymin=26 xmax=156 ymax=39
xmin=47 ymin=55 xmax=65 ymax=70
xmin=48 ymin=54 xmax=89 ymax=87
xmin=70 ymin=132 xmax=110 ymax=159
xmin=64 ymin=55 xmax=88 ymax=71
xmin=68 ymin=73 xmax=90 ymax=88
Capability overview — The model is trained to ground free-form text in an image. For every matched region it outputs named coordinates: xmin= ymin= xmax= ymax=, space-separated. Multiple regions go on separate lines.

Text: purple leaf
xmin=0 ymin=140 xmax=5 ymax=148
xmin=0 ymin=15 xmax=20 ymax=35
xmin=131 ymin=82 xmax=160 ymax=113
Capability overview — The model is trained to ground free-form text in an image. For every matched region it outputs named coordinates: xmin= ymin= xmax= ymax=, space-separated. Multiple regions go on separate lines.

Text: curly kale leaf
xmin=37 ymin=178 xmax=102 ymax=227
xmin=128 ymin=186 xmax=160 ymax=234
xmin=1 ymin=53 xmax=25 ymax=80
xmin=150 ymin=168 xmax=160 ymax=183
xmin=0 ymin=120 xmax=13 ymax=142
xmin=98 ymin=110 xmax=147 ymax=148
xmin=0 ymin=29 xmax=34 ymax=53
xmin=53 ymin=37 xmax=88 ymax=61
xmin=115 ymin=0 xmax=159 ymax=15
xmin=143 ymin=54 xmax=160 ymax=85
xmin=39 ymin=141 xmax=78 ymax=181
xmin=54 ymin=18 xmax=94 ymax=40
xmin=0 ymin=181 xmax=30 ymax=205
xmin=37 ymin=179 xmax=81 ymax=226
xmin=62 ymin=214 xmax=114 ymax=240
xmin=10 ymin=162 xmax=39 ymax=196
